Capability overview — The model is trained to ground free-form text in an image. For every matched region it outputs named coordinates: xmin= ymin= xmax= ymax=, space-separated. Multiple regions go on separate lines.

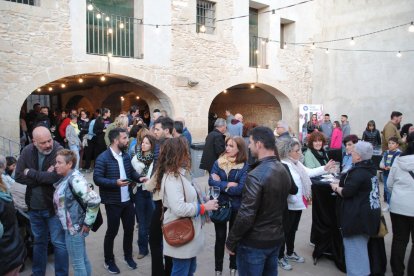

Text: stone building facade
xmin=0 ymin=0 xmax=413 ymax=145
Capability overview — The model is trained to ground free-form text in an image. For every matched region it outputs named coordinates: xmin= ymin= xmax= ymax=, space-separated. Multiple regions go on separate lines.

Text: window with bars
xmin=3 ymin=0 xmax=38 ymax=6
xmin=196 ymin=0 xmax=216 ymax=34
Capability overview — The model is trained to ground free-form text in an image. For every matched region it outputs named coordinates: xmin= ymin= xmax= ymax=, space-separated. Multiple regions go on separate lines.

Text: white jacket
xmin=160 ymin=170 xmax=204 ymax=259
xmin=131 ymin=156 xmax=153 ymax=191
xmin=388 ymin=155 xmax=414 ymax=217
xmin=282 ymin=160 xmax=326 ymax=210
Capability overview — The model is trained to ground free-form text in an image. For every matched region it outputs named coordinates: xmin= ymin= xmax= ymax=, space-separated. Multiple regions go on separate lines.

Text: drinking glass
xmin=209 ymin=186 xmax=220 ymax=200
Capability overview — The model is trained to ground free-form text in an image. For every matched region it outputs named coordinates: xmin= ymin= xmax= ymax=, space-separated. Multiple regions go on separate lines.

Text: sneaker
xmin=136 ymin=253 xmax=146 ymax=259
xmin=286 ymin=252 xmax=305 ymax=263
xmin=230 ymin=269 xmax=237 ymax=276
xmin=215 ymin=271 xmax=222 ymax=276
xmin=382 ymin=203 xmax=389 ymax=212
xmin=278 ymin=257 xmax=293 ymax=270
xmin=124 ymin=257 xmax=137 ymax=270
xmin=104 ymin=260 xmax=120 ymax=274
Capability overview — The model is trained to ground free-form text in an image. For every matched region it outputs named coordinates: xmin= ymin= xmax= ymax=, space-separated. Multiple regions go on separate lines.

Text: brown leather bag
xmin=161 ymin=176 xmax=195 ymax=247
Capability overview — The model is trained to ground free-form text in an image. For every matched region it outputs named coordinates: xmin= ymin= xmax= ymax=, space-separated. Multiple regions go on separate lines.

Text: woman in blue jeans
xmin=131 ymin=134 xmax=156 ymax=259
xmin=53 ymin=149 xmax=101 ymax=276
xmin=209 ymin=136 xmax=248 ymax=276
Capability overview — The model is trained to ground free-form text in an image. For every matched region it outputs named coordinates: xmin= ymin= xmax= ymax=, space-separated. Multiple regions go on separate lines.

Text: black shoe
xmin=104 ymin=260 xmax=120 ymax=274
xmin=124 ymin=257 xmax=137 ymax=270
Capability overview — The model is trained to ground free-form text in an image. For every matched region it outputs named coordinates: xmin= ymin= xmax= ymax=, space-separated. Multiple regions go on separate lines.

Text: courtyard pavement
xmin=20 ymin=173 xmax=401 ymax=276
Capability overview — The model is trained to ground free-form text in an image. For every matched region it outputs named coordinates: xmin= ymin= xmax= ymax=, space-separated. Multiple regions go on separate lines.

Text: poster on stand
xmin=299 ymin=104 xmax=323 ymax=144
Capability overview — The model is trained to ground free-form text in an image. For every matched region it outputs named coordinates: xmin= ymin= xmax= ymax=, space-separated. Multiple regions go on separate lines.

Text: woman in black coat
xmin=362 ymin=120 xmax=381 ymax=149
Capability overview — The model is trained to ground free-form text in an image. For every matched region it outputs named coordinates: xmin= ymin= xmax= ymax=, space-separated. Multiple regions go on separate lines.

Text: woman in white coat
xmin=154 ymin=137 xmax=218 ymax=276
xmin=276 ymin=139 xmax=334 ymax=270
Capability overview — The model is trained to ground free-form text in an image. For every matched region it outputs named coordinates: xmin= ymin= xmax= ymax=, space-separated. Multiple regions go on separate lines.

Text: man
xmin=382 ymin=111 xmax=404 ymax=151
xmin=93 ymin=128 xmax=141 ymax=274
xmin=172 ymin=120 xmax=184 ymax=138
xmin=341 ymin=115 xmax=351 ymax=138
xmin=175 ymin=116 xmax=192 ymax=146
xmin=15 ymin=126 xmax=68 ymax=276
xmin=34 ymin=106 xmax=51 ymax=129
xmin=200 ymin=118 xmax=226 ymax=173
xmin=320 ymin=114 xmax=333 ymax=142
xmin=275 ymin=120 xmax=291 ymax=143
xmin=225 ymin=110 xmax=235 ymax=125
xmin=226 ymin=126 xmax=291 ymax=276
xmin=228 ymin=113 xmax=244 ymax=137
xmin=127 ymin=105 xmax=139 ymax=126
xmin=149 ymin=109 xmax=161 ymax=129
xmin=83 ymin=108 xmax=101 ymax=172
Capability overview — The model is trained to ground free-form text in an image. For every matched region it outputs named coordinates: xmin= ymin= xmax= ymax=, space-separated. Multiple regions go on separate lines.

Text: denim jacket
xmin=53 ymin=170 xmax=101 ymax=235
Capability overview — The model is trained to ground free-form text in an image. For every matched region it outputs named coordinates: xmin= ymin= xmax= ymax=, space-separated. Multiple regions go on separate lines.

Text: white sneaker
xmin=278 ymin=257 xmax=293 ymax=270
xmin=286 ymin=252 xmax=305 ymax=263
xmin=382 ymin=203 xmax=389 ymax=212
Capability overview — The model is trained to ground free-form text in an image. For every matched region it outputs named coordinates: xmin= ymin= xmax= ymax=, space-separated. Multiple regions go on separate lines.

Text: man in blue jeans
xmin=226 ymin=126 xmax=291 ymax=276
xmin=15 ymin=126 xmax=68 ymax=276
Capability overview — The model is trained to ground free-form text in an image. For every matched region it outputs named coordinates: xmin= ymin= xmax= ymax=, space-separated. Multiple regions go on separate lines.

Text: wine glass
xmin=209 ymin=186 xmax=220 ymax=200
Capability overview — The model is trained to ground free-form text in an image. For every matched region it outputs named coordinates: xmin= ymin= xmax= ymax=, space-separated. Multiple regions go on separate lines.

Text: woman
xmin=304 ymin=131 xmax=329 ymax=169
xmin=330 ymin=141 xmax=381 ymax=276
xmin=362 ymin=120 xmax=381 ymax=149
xmin=93 ymin=108 xmax=111 ymax=157
xmin=104 ymin=114 xmax=129 ymax=146
xmin=330 ymin=121 xmax=343 ymax=149
xmin=277 ymin=139 xmax=334 ymax=268
xmin=342 ymin=135 xmax=359 ymax=174
xmin=306 ymin=114 xmax=321 ymax=135
xmin=208 ymin=136 xmax=249 ymax=276
xmin=131 ymin=134 xmax=156 ymax=259
xmin=156 ymin=137 xmax=218 ymax=276
xmin=53 ymin=149 xmax=101 ymax=276
xmin=0 ymin=155 xmax=26 ymax=276
xmin=129 ymin=127 xmax=150 ymax=158
xmin=66 ymin=114 xmax=82 ymax=170
xmin=78 ymin=110 xmax=90 ymax=169
xmin=388 ymin=132 xmax=414 ymax=276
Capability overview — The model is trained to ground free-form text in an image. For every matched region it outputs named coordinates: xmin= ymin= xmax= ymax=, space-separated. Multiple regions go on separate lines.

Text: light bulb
xmin=261 ymin=39 xmax=266 ymax=45
xmin=96 ymin=13 xmax=101 ymax=19
xmin=105 ymin=16 xmax=110 ymax=22
xmin=107 ymin=52 xmax=112 ymax=58
xmin=119 ymin=22 xmax=124 ymax=29
xmin=223 ymin=90 xmax=227 ymax=94
xmin=311 ymin=43 xmax=316 ymax=50
xmin=409 ymin=22 xmax=414 ymax=32
xmin=87 ymin=4 xmax=93 ymax=11
xmin=37 ymin=88 xmax=41 ymax=92
xmin=136 ymin=96 xmax=140 ymax=99
xmin=48 ymin=87 xmax=53 ymax=91
xmin=396 ymin=51 xmax=402 ymax=58
xmin=108 ymin=28 xmax=113 ymax=34
xmin=349 ymin=37 xmax=355 ymax=46
xmin=250 ymin=84 xmax=255 ymax=89
xmin=325 ymin=48 xmax=329 ymax=54
xmin=100 ymin=76 xmax=106 ymax=81
xmin=120 ymin=97 xmax=124 ymax=101
xmin=61 ymin=83 xmax=66 ymax=88
xmin=255 ymin=50 xmax=259 ymax=54
xmin=199 ymin=25 xmax=206 ymax=33
xmin=78 ymin=78 xmax=83 ymax=83
xmin=155 ymin=25 xmax=160 ymax=34
xmin=283 ymin=42 xmax=287 ymax=49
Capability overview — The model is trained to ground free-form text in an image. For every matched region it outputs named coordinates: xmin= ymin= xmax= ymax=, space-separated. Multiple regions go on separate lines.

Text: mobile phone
xmin=122 ymin=178 xmax=133 ymax=182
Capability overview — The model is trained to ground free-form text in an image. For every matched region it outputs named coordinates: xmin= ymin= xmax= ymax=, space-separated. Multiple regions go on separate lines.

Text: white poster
xmin=299 ymin=104 xmax=323 ymax=144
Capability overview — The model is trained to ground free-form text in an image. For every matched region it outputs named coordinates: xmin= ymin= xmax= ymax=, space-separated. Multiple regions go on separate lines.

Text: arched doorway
xmin=209 ymin=83 xmax=282 ymax=134
xmin=65 ymin=95 xmax=94 ymax=113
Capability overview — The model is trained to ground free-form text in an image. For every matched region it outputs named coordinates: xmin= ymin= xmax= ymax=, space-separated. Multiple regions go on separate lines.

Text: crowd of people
xmin=0 ymin=105 xmax=413 ymax=276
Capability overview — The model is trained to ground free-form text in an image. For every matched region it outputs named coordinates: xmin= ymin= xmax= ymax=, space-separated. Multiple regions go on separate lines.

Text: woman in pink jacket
xmin=330 ymin=121 xmax=343 ymax=149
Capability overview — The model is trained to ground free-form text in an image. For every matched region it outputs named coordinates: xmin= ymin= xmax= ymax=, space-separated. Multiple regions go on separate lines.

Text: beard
xmin=118 ymin=143 xmax=128 ymax=152
xmin=35 ymin=145 xmax=53 ymax=155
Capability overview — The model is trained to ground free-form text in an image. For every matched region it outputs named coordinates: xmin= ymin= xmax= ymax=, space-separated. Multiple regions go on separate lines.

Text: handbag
xmin=373 ymin=214 xmax=388 ymax=238
xmin=161 ymin=176 xmax=195 ymax=247
xmin=210 ymin=201 xmax=232 ymax=223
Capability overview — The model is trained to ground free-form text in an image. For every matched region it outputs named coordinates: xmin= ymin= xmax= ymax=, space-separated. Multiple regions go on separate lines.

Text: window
xmin=196 ymin=0 xmax=216 ymax=34
xmin=4 ymin=0 xmax=38 ymax=6
xmin=280 ymin=18 xmax=295 ymax=49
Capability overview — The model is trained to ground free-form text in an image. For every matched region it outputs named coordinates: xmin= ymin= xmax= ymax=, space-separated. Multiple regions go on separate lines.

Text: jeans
xmin=69 ymin=144 xmax=80 ymax=170
xmin=171 ymin=257 xmax=197 ymax=276
xmin=134 ymin=186 xmax=154 ymax=255
xmin=65 ymin=231 xmax=91 ymax=276
xmin=279 ymin=210 xmax=302 ymax=258
xmin=383 ymin=174 xmax=391 ymax=204
xmin=104 ymin=202 xmax=135 ymax=262
xmin=214 ymin=210 xmax=237 ymax=271
xmin=237 ymin=243 xmax=280 ymax=276
xmin=390 ymin=212 xmax=414 ymax=276
xmin=343 ymin=234 xmax=370 ymax=276
xmin=149 ymin=200 xmax=172 ymax=276
xmin=28 ymin=210 xmax=68 ymax=276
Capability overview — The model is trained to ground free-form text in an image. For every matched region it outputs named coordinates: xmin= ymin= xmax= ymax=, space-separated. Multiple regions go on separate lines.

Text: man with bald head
xmin=228 ymin=113 xmax=244 ymax=137
xmin=15 ymin=126 xmax=68 ymax=276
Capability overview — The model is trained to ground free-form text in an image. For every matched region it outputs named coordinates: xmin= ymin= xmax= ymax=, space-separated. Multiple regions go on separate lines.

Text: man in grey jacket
xmin=320 ymin=114 xmax=333 ymax=142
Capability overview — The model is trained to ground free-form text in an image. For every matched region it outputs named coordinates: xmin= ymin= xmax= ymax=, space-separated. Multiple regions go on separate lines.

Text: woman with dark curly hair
xmin=303 ymin=131 xmax=330 ymax=169
xmin=155 ymin=137 xmax=218 ymax=276
xmin=362 ymin=120 xmax=381 ymax=149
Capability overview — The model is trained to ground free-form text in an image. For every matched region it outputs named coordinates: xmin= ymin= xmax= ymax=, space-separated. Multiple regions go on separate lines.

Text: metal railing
xmin=86 ymin=9 xmax=143 ymax=58
xmin=249 ymin=36 xmax=268 ymax=68
xmin=3 ymin=0 xmax=38 ymax=5
xmin=0 ymin=136 xmax=21 ymax=158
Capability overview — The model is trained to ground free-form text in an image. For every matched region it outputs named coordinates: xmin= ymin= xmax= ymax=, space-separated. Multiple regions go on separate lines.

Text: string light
xmin=199 ymin=25 xmax=206 ymax=33
xmin=250 ymin=84 xmax=255 ymax=89
xmin=223 ymin=89 xmax=227 ymax=94
xmin=87 ymin=4 xmax=93 ymax=11
xmin=409 ymin=22 xmax=414 ymax=32
xmin=107 ymin=52 xmax=113 ymax=58
xmin=119 ymin=22 xmax=124 ymax=29
xmin=78 ymin=77 xmax=84 ymax=83
xmin=155 ymin=25 xmax=160 ymax=34
xmin=325 ymin=48 xmax=329 ymax=54
xmin=283 ymin=42 xmax=287 ymax=49
xmin=255 ymin=49 xmax=259 ymax=54
xmin=105 ymin=16 xmax=110 ymax=22
xmin=61 ymin=83 xmax=66 ymax=88
xmin=311 ymin=43 xmax=316 ymax=50
xmin=349 ymin=37 xmax=355 ymax=46
xmin=37 ymin=88 xmax=41 ymax=92
xmin=100 ymin=75 xmax=106 ymax=81
xmin=136 ymin=96 xmax=140 ymax=99
xmin=48 ymin=87 xmax=53 ymax=91
xmin=396 ymin=51 xmax=402 ymax=58
xmin=96 ymin=13 xmax=101 ymax=19
xmin=120 ymin=96 xmax=125 ymax=101
xmin=108 ymin=28 xmax=113 ymax=34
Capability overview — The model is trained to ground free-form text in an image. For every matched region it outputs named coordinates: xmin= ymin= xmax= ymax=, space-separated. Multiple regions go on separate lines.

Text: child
xmin=380 ymin=137 xmax=401 ymax=211
xmin=2 ymin=156 xmax=17 ymax=189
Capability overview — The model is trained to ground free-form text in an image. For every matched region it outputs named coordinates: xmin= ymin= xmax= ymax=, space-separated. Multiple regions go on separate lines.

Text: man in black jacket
xmin=15 ymin=126 xmax=68 ymax=276
xmin=200 ymin=118 xmax=226 ymax=173
xmin=93 ymin=128 xmax=140 ymax=274
xmin=226 ymin=126 xmax=291 ymax=276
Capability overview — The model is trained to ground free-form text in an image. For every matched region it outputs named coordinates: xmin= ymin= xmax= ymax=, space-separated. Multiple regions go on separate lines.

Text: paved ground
xmin=20 ymin=174 xmax=402 ymax=276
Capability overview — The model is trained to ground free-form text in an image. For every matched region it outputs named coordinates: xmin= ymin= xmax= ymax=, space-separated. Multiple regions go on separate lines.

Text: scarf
xmin=0 ymin=190 xmax=12 ymax=202
xmin=217 ymin=155 xmax=244 ymax=177
xmin=136 ymin=147 xmax=154 ymax=177
xmin=284 ymin=157 xmax=312 ymax=198
xmin=310 ymin=148 xmax=328 ymax=166
xmin=70 ymin=121 xmax=80 ymax=136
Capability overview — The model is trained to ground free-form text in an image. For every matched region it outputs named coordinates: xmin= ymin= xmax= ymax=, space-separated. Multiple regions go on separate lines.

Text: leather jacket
xmin=226 ymin=156 xmax=291 ymax=251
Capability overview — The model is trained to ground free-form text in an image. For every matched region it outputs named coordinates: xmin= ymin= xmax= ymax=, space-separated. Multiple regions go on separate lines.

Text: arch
xmin=65 ymin=95 xmax=94 ymax=113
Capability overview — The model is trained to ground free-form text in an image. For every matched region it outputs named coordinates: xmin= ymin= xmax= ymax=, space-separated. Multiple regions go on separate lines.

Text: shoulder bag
xmin=161 ymin=175 xmax=195 ymax=247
